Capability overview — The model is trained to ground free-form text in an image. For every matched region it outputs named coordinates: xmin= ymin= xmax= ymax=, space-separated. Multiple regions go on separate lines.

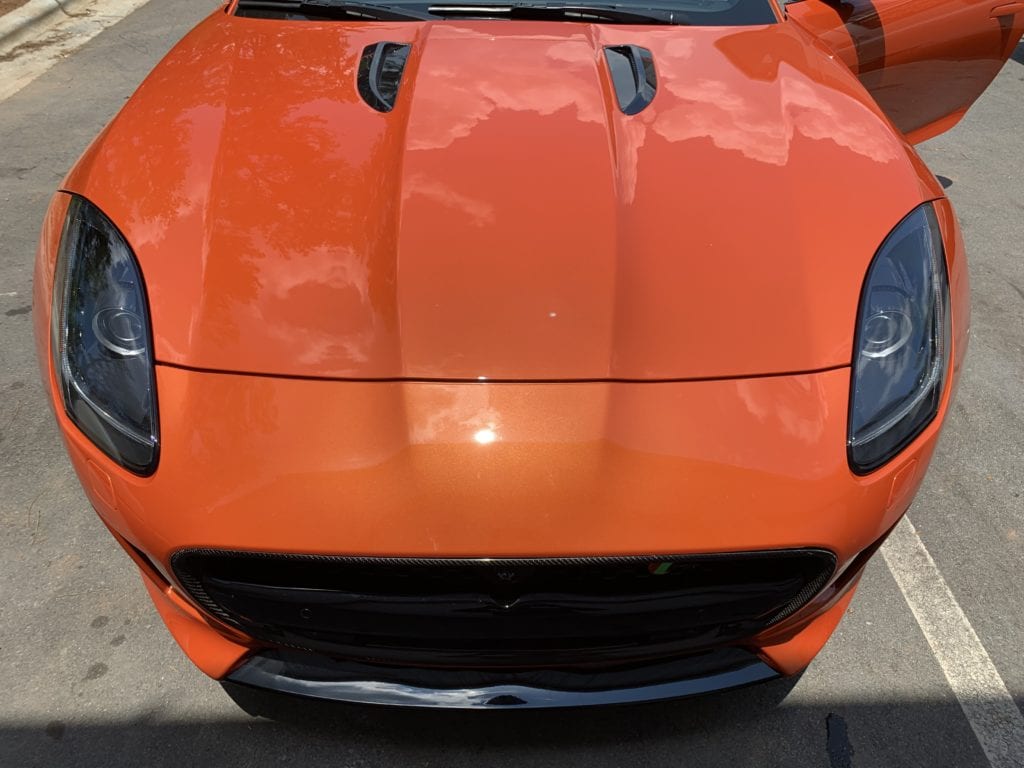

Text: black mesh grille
xmin=173 ymin=549 xmax=835 ymax=668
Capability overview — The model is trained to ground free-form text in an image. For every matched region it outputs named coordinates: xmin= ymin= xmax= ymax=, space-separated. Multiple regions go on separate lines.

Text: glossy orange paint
xmin=64 ymin=11 xmax=944 ymax=381
xmin=789 ymin=0 xmax=1024 ymax=143
xmin=32 ymin=1 xmax=997 ymax=688
xmin=34 ymin=180 xmax=968 ymax=675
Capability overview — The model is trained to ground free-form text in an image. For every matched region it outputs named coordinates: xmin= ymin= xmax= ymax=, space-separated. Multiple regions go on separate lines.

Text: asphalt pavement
xmin=0 ymin=3 xmax=1022 ymax=766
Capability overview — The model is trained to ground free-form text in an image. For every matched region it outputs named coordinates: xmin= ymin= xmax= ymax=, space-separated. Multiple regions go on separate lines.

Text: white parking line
xmin=0 ymin=0 xmax=153 ymax=103
xmin=882 ymin=516 xmax=1024 ymax=768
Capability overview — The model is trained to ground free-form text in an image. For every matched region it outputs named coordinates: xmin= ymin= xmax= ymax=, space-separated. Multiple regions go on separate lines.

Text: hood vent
xmin=358 ymin=42 xmax=412 ymax=113
xmin=604 ymin=45 xmax=657 ymax=115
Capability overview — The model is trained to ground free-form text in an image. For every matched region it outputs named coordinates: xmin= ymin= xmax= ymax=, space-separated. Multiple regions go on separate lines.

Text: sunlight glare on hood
xmin=474 ymin=428 xmax=498 ymax=445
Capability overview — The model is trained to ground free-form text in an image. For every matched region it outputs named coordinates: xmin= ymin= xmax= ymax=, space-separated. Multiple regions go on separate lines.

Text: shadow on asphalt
xmin=1013 ymin=41 xmax=1024 ymax=65
xmin=0 ymin=677 xmax=992 ymax=767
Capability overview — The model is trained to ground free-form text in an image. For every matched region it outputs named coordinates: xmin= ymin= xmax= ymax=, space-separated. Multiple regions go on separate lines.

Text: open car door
xmin=786 ymin=0 xmax=1024 ymax=143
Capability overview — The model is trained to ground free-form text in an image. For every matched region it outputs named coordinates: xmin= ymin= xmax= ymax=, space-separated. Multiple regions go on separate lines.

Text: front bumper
xmin=50 ymin=363 xmax=945 ymax=706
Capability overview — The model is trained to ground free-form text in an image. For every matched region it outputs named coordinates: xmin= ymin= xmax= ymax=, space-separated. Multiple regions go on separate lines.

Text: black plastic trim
xmin=226 ymin=648 xmax=779 ymax=708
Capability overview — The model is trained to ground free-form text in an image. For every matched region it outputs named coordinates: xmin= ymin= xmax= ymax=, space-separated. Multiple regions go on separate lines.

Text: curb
xmin=0 ymin=0 xmax=92 ymax=51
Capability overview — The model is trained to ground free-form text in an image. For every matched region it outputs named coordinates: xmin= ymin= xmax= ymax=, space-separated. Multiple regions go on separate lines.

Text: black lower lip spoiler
xmin=226 ymin=653 xmax=779 ymax=709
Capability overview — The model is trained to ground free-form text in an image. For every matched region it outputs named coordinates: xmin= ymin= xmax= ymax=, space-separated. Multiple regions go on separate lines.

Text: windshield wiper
xmin=426 ymin=2 xmax=688 ymax=24
xmin=238 ymin=0 xmax=436 ymax=21
xmin=239 ymin=0 xmax=689 ymax=23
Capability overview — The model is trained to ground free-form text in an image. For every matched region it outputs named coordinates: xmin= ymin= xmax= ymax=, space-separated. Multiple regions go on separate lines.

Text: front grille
xmin=173 ymin=549 xmax=835 ymax=668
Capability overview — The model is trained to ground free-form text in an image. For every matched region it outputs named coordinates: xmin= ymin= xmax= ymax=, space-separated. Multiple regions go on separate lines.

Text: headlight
xmin=849 ymin=203 xmax=950 ymax=474
xmin=51 ymin=196 xmax=158 ymax=475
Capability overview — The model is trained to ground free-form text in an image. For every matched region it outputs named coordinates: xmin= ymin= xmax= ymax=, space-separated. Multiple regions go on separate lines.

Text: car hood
xmin=64 ymin=12 xmax=940 ymax=380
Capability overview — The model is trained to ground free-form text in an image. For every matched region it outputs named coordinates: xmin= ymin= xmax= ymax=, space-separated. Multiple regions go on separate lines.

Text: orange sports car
xmin=33 ymin=0 xmax=1022 ymax=708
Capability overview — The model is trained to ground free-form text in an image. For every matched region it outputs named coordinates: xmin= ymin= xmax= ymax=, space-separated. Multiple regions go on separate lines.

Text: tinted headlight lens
xmin=849 ymin=203 xmax=950 ymax=474
xmin=51 ymin=196 xmax=158 ymax=475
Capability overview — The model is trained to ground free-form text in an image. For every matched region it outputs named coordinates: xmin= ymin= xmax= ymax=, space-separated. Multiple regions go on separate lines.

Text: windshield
xmin=234 ymin=0 xmax=779 ymax=26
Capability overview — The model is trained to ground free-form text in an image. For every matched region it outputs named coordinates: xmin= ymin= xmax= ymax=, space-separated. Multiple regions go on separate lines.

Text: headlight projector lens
xmin=92 ymin=307 xmax=147 ymax=357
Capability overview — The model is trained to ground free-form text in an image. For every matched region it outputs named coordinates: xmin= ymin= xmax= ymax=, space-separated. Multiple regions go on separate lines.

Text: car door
xmin=786 ymin=0 xmax=1024 ymax=143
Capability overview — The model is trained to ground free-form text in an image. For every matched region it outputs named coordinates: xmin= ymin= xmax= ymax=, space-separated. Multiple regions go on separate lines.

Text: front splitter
xmin=226 ymin=649 xmax=780 ymax=709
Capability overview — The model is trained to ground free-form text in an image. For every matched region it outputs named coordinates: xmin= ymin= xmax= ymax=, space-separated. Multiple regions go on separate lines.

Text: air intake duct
xmin=605 ymin=45 xmax=657 ymax=115
xmin=358 ymin=42 xmax=412 ymax=113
